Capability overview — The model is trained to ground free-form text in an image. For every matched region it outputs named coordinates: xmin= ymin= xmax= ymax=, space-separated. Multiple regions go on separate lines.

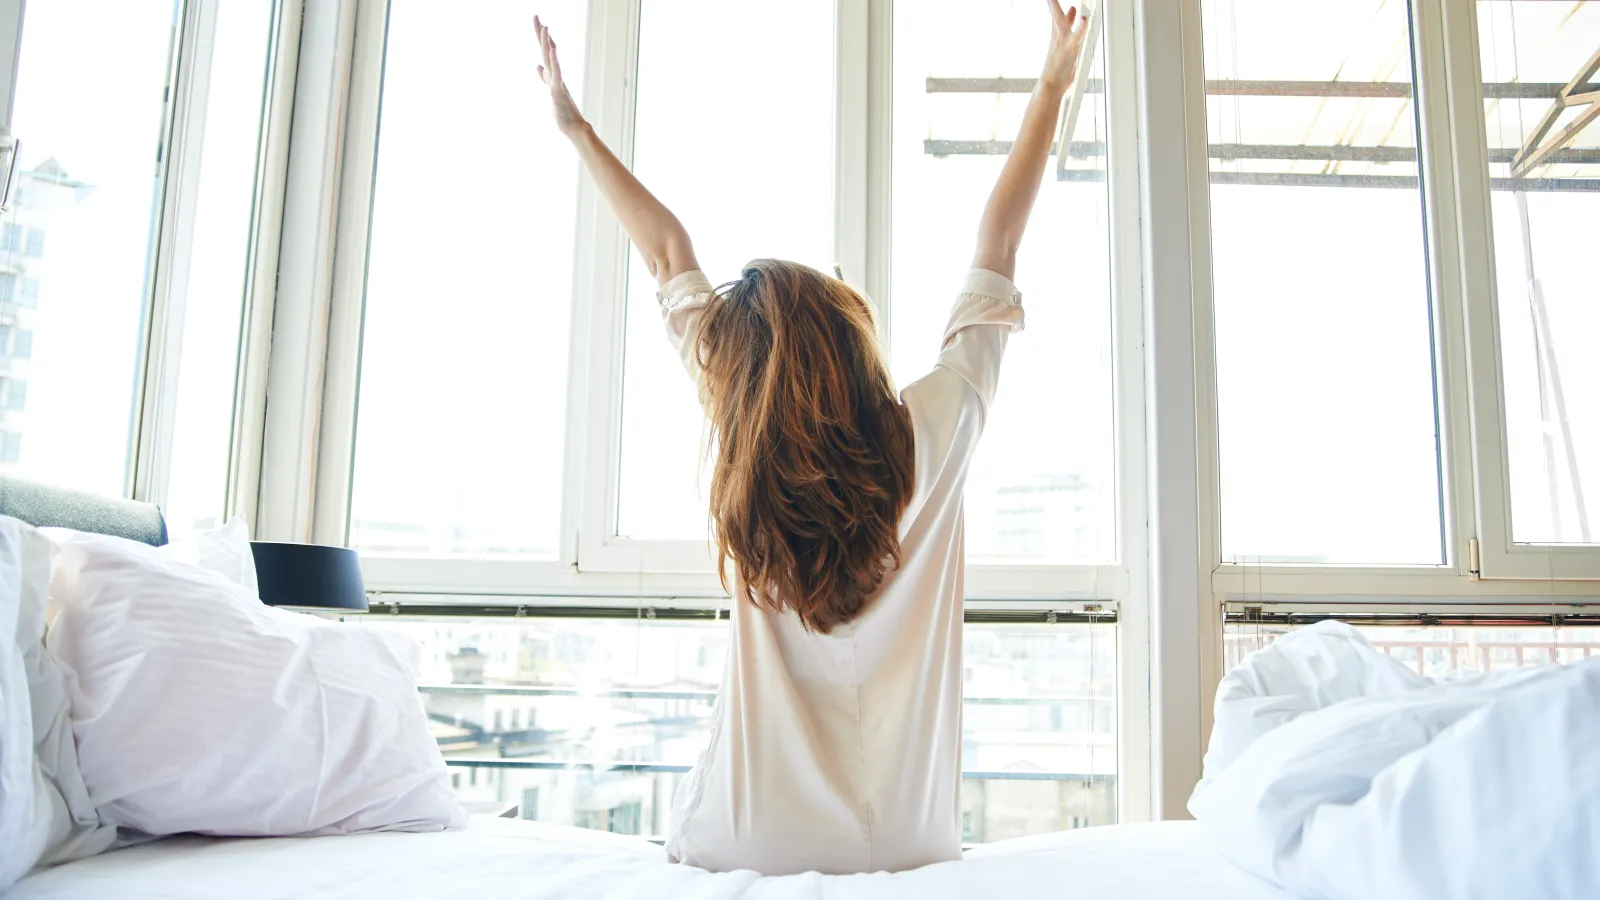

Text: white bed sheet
xmin=9 ymin=816 xmax=1287 ymax=899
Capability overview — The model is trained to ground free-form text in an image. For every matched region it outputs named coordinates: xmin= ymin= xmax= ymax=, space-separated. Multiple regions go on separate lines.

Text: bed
xmin=15 ymin=480 xmax=1586 ymax=899
xmin=2 ymin=476 xmax=1286 ymax=898
xmin=10 ymin=816 xmax=1287 ymax=899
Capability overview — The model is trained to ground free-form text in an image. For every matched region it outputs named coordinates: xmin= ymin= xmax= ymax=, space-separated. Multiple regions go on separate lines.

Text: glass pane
xmin=0 ymin=1 xmax=178 ymax=495
xmin=362 ymin=615 xmax=1117 ymax=839
xmin=615 ymin=0 xmax=835 ymax=541
xmin=349 ymin=1 xmax=587 ymax=558
xmin=891 ymin=3 xmax=1116 ymax=565
xmin=163 ymin=1 xmax=277 ymax=538
xmin=1476 ymin=1 xmax=1600 ymax=545
xmin=1224 ymin=621 xmax=1600 ymax=677
xmin=1203 ymin=0 xmax=1444 ymax=565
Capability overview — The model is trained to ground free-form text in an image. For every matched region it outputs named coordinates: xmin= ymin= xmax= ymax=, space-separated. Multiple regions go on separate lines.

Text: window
xmin=159 ymin=0 xmax=278 ymax=539
xmin=892 ymin=0 xmax=1117 ymax=565
xmin=0 ymin=224 xmax=18 ymax=252
xmin=363 ymin=611 xmax=1116 ymax=840
xmin=0 ymin=274 xmax=12 ymax=303
xmin=2 ymin=379 xmax=27 ymax=413
xmin=614 ymin=0 xmax=836 ymax=542
xmin=0 ymin=0 xmax=180 ymax=496
xmin=10 ymin=331 xmax=30 ymax=361
xmin=0 ymin=431 xmax=19 ymax=464
xmin=1201 ymin=0 xmax=1444 ymax=565
xmin=19 ymin=279 xmax=38 ymax=308
xmin=1476 ymin=1 xmax=1598 ymax=547
xmin=347 ymin=0 xmax=589 ymax=558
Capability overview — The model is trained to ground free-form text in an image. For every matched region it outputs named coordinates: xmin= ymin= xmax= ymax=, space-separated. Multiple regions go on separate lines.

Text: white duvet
xmin=1190 ymin=621 xmax=1600 ymax=900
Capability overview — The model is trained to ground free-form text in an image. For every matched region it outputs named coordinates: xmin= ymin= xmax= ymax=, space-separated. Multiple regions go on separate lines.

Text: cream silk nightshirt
xmin=655 ymin=267 xmax=1024 ymax=876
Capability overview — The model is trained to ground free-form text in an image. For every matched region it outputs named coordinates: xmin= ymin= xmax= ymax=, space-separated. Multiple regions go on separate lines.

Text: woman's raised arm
xmin=970 ymin=1 xmax=1089 ymax=281
xmin=536 ymin=16 xmax=699 ymax=284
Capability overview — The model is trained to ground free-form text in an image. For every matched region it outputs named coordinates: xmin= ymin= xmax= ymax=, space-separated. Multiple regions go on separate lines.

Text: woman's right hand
xmin=535 ymin=15 xmax=585 ymax=136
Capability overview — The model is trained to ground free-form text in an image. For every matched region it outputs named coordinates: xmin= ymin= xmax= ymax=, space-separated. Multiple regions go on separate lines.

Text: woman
xmin=535 ymin=2 xmax=1089 ymax=876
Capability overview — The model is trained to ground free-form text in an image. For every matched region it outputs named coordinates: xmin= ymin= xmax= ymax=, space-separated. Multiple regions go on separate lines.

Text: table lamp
xmin=250 ymin=541 xmax=369 ymax=616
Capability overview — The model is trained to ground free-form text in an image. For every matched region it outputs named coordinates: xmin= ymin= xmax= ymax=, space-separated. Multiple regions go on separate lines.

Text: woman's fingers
xmin=534 ymin=16 xmax=564 ymax=87
xmin=1046 ymin=0 xmax=1069 ymax=28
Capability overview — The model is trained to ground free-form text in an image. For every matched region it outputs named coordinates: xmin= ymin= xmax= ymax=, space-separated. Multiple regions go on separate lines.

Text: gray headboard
xmin=0 ymin=475 xmax=168 ymax=547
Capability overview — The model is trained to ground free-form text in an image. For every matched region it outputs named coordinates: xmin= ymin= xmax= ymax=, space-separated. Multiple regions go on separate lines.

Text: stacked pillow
xmin=0 ymin=516 xmax=463 ymax=889
xmin=0 ymin=517 xmax=116 ymax=891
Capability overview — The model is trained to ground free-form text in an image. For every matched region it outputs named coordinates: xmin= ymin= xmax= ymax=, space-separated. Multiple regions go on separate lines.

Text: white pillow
xmin=0 ymin=517 xmax=114 ymax=892
xmin=43 ymin=529 xmax=464 ymax=837
xmin=157 ymin=516 xmax=259 ymax=594
xmin=43 ymin=516 xmax=259 ymax=594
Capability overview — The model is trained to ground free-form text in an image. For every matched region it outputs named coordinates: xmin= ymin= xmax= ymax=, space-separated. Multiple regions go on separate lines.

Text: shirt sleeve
xmin=936 ymin=268 xmax=1025 ymax=417
xmin=656 ymin=268 xmax=717 ymax=386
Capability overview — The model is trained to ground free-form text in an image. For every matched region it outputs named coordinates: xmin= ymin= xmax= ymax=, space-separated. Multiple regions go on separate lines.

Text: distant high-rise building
xmin=994 ymin=473 xmax=1098 ymax=559
xmin=0 ymin=158 xmax=93 ymax=469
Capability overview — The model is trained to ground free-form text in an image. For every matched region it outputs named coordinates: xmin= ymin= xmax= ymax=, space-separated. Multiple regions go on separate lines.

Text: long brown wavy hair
xmin=695 ymin=259 xmax=915 ymax=633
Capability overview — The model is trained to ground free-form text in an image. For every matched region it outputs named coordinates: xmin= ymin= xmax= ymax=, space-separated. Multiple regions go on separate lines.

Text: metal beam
xmin=1224 ymin=611 xmax=1600 ymax=628
xmin=365 ymin=599 xmax=1119 ymax=625
xmin=926 ymin=76 xmax=1566 ymax=100
xmin=417 ymin=683 xmax=1110 ymax=707
xmin=1204 ymin=172 xmax=1600 ymax=193
xmin=1512 ymin=44 xmax=1600 ymax=177
xmin=926 ymin=139 xmax=1600 ymax=166
xmin=923 ymin=142 xmax=1600 ymax=190
xmin=441 ymin=758 xmax=1119 ymax=783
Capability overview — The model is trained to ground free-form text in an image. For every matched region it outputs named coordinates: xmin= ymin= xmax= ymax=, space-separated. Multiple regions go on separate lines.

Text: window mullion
xmin=256 ymin=0 xmax=358 ymax=541
xmin=1101 ymin=0 xmax=1156 ymax=826
xmin=1136 ymin=0 xmax=1213 ymax=822
xmin=132 ymin=0 xmax=212 ymax=510
xmin=864 ymin=0 xmax=893 ymax=339
xmin=569 ymin=0 xmax=642 ymax=570
xmin=1440 ymin=0 xmax=1528 ymax=577
xmin=228 ymin=0 xmax=303 ymax=530
xmin=834 ymin=0 xmax=870 ymax=308
xmin=0 ymin=1 xmax=21 ymax=128
xmin=1410 ymin=0 xmax=1477 ymax=580
xmin=311 ymin=0 xmax=389 ymax=546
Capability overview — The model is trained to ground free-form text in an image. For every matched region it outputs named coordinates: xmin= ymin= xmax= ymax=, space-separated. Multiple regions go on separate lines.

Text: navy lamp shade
xmin=249 ymin=542 xmax=369 ymax=614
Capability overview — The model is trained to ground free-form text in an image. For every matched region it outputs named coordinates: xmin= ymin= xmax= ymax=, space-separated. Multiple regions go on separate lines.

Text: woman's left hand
xmin=1039 ymin=1 xmax=1089 ymax=91
xmin=535 ymin=16 xmax=585 ymax=135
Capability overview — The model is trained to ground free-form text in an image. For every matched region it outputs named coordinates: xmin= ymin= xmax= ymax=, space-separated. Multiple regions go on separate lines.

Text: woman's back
xmin=662 ymin=269 xmax=1024 ymax=875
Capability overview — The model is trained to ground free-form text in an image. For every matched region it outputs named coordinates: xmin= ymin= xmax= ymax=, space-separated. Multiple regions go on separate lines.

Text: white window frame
xmin=134 ymin=0 xmax=288 ymax=528
xmin=310 ymin=0 xmax=1151 ymax=607
xmin=1437 ymin=0 xmax=1600 ymax=581
xmin=7 ymin=0 xmax=1585 ymax=822
xmin=1163 ymin=0 xmax=1600 ymax=608
xmin=0 ymin=0 xmax=285 ymax=521
xmin=1154 ymin=0 xmax=1600 ymax=813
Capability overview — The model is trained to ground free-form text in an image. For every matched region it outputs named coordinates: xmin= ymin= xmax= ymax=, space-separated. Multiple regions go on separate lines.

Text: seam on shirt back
xmin=848 ymin=625 xmax=872 ymax=871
